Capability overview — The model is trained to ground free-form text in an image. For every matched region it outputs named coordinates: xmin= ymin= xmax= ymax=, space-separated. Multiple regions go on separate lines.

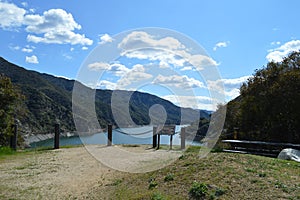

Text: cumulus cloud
xmin=118 ymin=31 xmax=218 ymax=70
xmin=213 ymin=41 xmax=229 ymax=51
xmin=0 ymin=2 xmax=26 ymax=29
xmin=162 ymin=95 xmax=216 ymax=110
xmin=0 ymin=2 xmax=92 ymax=46
xmin=116 ymin=64 xmax=153 ymax=88
xmin=152 ymin=74 xmax=206 ymax=89
xmin=25 ymin=55 xmax=39 ymax=64
xmin=99 ymin=33 xmax=113 ymax=44
xmin=96 ymin=80 xmax=117 ymax=90
xmin=266 ymin=40 xmax=300 ymax=62
xmin=207 ymin=75 xmax=250 ymax=100
xmin=88 ymin=62 xmax=130 ymax=76
xmin=118 ymin=31 xmax=184 ymax=52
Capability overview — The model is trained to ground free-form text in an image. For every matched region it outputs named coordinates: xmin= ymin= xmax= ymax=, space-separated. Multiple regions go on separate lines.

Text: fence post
xmin=10 ymin=124 xmax=18 ymax=151
xmin=107 ymin=124 xmax=112 ymax=146
xmin=170 ymin=134 xmax=173 ymax=150
xmin=54 ymin=123 xmax=60 ymax=149
xmin=152 ymin=126 xmax=157 ymax=148
xmin=181 ymin=127 xmax=185 ymax=150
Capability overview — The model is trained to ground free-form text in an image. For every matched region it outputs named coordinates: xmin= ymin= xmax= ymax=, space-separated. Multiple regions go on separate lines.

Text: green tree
xmin=224 ymin=51 xmax=300 ymax=143
xmin=0 ymin=74 xmax=24 ymax=146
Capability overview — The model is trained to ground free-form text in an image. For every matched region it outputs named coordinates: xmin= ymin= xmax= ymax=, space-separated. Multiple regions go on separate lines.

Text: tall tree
xmin=0 ymin=74 xmax=24 ymax=146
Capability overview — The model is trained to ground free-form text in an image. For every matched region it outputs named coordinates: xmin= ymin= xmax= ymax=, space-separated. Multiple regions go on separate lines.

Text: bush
xmin=164 ymin=173 xmax=174 ymax=182
xmin=149 ymin=180 xmax=158 ymax=190
xmin=189 ymin=181 xmax=208 ymax=199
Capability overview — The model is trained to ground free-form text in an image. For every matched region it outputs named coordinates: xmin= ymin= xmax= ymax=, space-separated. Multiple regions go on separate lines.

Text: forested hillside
xmin=223 ymin=51 xmax=300 ymax=143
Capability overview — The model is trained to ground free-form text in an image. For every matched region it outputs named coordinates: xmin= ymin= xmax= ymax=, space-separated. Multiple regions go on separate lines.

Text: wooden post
xmin=107 ymin=124 xmax=112 ymax=146
xmin=54 ymin=123 xmax=60 ymax=149
xmin=157 ymin=134 xmax=160 ymax=150
xmin=153 ymin=126 xmax=157 ymax=148
xmin=170 ymin=134 xmax=173 ymax=150
xmin=10 ymin=124 xmax=18 ymax=151
xmin=181 ymin=127 xmax=186 ymax=150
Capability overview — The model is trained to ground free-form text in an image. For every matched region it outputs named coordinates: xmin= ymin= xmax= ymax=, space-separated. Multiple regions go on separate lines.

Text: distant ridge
xmin=0 ymin=57 xmax=210 ymax=135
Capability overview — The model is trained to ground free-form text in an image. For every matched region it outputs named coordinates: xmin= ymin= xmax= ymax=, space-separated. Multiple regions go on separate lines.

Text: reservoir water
xmin=30 ymin=125 xmax=199 ymax=148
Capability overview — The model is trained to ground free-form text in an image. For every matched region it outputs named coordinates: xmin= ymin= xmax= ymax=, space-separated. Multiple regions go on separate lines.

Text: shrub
xmin=189 ymin=181 xmax=208 ymax=199
xmin=164 ymin=173 xmax=174 ymax=182
xmin=149 ymin=180 xmax=158 ymax=190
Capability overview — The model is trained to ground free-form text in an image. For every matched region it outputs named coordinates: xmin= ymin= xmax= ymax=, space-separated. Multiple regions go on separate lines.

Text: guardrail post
xmin=107 ymin=124 xmax=112 ymax=146
xmin=181 ymin=127 xmax=185 ymax=150
xmin=153 ymin=126 xmax=157 ymax=148
xmin=54 ymin=123 xmax=60 ymax=149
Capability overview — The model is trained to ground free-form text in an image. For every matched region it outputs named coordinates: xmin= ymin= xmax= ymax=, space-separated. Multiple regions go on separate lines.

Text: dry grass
xmin=95 ymin=146 xmax=300 ymax=199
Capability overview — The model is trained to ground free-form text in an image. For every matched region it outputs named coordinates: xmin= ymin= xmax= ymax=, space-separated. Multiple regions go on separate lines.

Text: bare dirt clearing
xmin=0 ymin=146 xmax=124 ymax=199
xmin=0 ymin=145 xmax=182 ymax=199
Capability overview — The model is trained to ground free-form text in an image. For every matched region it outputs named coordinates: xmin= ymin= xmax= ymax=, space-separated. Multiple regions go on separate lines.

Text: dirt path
xmin=0 ymin=145 xmax=183 ymax=199
xmin=0 ymin=146 xmax=124 ymax=199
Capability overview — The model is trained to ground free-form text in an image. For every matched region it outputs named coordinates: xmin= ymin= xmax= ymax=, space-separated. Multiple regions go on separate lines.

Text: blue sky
xmin=1 ymin=0 xmax=300 ymax=110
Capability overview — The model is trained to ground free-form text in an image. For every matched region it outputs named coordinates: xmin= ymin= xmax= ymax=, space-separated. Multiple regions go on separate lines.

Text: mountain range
xmin=0 ymin=57 xmax=210 ymax=135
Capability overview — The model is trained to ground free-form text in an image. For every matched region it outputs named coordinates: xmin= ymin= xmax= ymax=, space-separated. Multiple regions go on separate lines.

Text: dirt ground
xmin=0 ymin=145 xmax=182 ymax=199
xmin=0 ymin=146 xmax=124 ymax=199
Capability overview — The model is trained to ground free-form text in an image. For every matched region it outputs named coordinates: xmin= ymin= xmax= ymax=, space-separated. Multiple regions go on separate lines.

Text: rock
xmin=277 ymin=148 xmax=300 ymax=162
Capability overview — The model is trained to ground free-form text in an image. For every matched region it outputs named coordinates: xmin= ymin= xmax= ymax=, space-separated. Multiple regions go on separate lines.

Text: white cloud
xmin=271 ymin=41 xmax=281 ymax=46
xmin=213 ymin=41 xmax=229 ymax=51
xmin=162 ymin=95 xmax=216 ymax=110
xmin=82 ymin=46 xmax=88 ymax=50
xmin=21 ymin=47 xmax=33 ymax=53
xmin=207 ymin=75 xmax=250 ymax=100
xmin=25 ymin=55 xmax=39 ymax=64
xmin=97 ymin=80 xmax=117 ymax=90
xmin=21 ymin=2 xmax=28 ymax=8
xmin=0 ymin=2 xmax=26 ymax=29
xmin=266 ymin=40 xmax=300 ymax=62
xmin=99 ymin=33 xmax=113 ymax=44
xmin=118 ymin=31 xmax=184 ymax=51
xmin=152 ymin=74 xmax=205 ymax=89
xmin=88 ymin=62 xmax=110 ymax=71
xmin=118 ymin=31 xmax=219 ymax=71
xmin=0 ymin=2 xmax=92 ymax=46
xmin=116 ymin=64 xmax=153 ymax=89
xmin=88 ymin=62 xmax=130 ymax=76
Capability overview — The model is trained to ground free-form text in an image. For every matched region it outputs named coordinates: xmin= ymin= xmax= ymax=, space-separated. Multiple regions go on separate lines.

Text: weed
xmin=151 ymin=192 xmax=166 ymax=200
xmin=189 ymin=181 xmax=208 ymax=199
xmin=164 ymin=173 xmax=174 ymax=182
xmin=149 ymin=181 xmax=158 ymax=190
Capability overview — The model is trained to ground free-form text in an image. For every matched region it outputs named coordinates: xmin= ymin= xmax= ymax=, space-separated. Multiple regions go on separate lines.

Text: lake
xmin=30 ymin=125 xmax=200 ymax=148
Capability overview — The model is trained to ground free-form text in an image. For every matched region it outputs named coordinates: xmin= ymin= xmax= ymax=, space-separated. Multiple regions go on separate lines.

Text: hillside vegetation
xmin=223 ymin=51 xmax=300 ymax=143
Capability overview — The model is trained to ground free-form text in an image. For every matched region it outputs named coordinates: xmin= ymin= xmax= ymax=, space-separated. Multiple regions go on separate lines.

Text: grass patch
xmin=96 ymin=146 xmax=300 ymax=199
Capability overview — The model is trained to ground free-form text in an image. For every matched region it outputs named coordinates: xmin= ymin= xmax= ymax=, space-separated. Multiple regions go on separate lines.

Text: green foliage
xmin=151 ymin=192 xmax=166 ymax=200
xmin=164 ymin=173 xmax=174 ymax=182
xmin=0 ymin=146 xmax=16 ymax=156
xmin=223 ymin=51 xmax=300 ymax=143
xmin=189 ymin=181 xmax=208 ymax=199
xmin=149 ymin=180 xmax=158 ymax=190
xmin=0 ymin=74 xmax=24 ymax=146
